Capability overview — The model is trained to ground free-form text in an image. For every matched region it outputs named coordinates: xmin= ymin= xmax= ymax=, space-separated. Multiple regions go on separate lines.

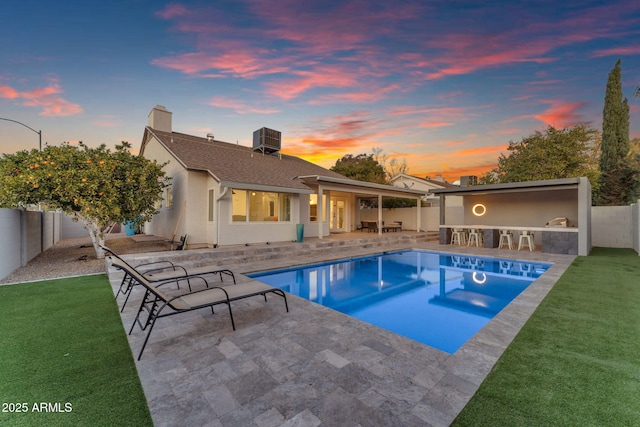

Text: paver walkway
xmin=106 ymin=239 xmax=574 ymax=426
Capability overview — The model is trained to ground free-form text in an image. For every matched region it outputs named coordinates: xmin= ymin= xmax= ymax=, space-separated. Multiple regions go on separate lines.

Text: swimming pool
xmin=248 ymin=250 xmax=551 ymax=353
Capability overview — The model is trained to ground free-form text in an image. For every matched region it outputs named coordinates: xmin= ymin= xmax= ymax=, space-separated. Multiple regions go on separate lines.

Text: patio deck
xmin=106 ymin=232 xmax=574 ymax=426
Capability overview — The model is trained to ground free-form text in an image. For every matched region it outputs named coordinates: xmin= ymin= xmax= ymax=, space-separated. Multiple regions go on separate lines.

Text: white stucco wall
xmin=359 ymin=206 xmax=463 ymax=231
xmin=460 ymin=189 xmax=579 ymax=227
xmin=143 ymin=137 xmax=191 ymax=242
xmin=591 ymin=206 xmax=633 ymax=248
xmin=0 ymin=208 xmax=22 ymax=280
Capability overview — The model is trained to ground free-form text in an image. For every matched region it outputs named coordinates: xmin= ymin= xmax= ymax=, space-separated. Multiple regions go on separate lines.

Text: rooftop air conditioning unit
xmin=253 ymin=127 xmax=281 ymax=154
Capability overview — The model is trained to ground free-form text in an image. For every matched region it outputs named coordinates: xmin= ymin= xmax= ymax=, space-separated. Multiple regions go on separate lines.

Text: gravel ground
xmin=1 ymin=233 xmax=171 ymax=284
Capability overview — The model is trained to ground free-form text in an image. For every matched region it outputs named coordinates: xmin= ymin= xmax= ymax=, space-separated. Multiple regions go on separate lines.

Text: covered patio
xmin=429 ymin=177 xmax=592 ymax=256
xmin=296 ymin=175 xmax=427 ymax=238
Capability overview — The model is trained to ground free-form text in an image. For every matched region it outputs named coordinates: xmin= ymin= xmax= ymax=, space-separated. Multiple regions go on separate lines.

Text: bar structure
xmin=429 ymin=177 xmax=591 ymax=256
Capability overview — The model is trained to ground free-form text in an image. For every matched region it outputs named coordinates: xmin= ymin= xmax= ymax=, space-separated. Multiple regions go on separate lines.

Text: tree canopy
xmin=0 ymin=142 xmax=169 ymax=258
xmin=330 ymin=153 xmax=386 ymax=184
xmin=485 ymin=125 xmax=600 ymax=188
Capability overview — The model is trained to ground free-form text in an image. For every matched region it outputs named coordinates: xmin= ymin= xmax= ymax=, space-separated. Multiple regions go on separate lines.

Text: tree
xmin=488 ymin=125 xmax=600 ymax=188
xmin=330 ymin=153 xmax=386 ymax=184
xmin=0 ymin=141 xmax=169 ymax=258
xmin=372 ymin=147 xmax=409 ymax=183
xmin=598 ymin=59 xmax=635 ymax=205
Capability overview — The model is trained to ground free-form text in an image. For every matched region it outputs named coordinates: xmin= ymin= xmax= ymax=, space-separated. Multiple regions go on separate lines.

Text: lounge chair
xmin=100 ymin=245 xmax=235 ymax=312
xmin=107 ymin=255 xmax=288 ymax=360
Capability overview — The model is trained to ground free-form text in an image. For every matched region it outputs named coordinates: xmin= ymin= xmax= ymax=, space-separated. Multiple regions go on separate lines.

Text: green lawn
xmin=453 ymin=248 xmax=640 ymax=426
xmin=0 ymin=275 xmax=152 ymax=427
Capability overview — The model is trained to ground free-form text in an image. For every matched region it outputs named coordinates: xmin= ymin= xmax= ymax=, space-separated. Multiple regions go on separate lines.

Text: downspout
xmin=215 ymin=186 xmax=229 ymax=248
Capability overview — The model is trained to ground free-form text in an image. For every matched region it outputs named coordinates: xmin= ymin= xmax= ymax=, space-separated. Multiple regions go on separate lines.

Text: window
xmin=232 ymin=189 xmax=291 ymax=222
xmin=165 ymin=185 xmax=173 ymax=208
xmin=309 ymin=194 xmax=327 ymax=222
xmin=232 ymin=189 xmax=247 ymax=222
xmin=208 ymin=189 xmax=214 ymax=222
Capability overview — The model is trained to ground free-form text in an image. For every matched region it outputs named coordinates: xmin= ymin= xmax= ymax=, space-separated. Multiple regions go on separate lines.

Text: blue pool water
xmin=248 ymin=250 xmax=551 ymax=353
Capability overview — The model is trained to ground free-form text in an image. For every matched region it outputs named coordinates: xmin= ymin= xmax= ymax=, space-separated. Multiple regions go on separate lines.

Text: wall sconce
xmin=472 ymin=203 xmax=486 ymax=216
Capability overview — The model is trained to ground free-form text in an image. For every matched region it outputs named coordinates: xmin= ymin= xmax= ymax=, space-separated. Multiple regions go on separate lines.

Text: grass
xmin=453 ymin=247 xmax=640 ymax=426
xmin=0 ymin=275 xmax=152 ymax=427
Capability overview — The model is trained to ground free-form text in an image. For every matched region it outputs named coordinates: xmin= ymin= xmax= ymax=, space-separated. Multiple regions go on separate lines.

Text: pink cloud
xmin=534 ymin=100 xmax=588 ymax=128
xmin=0 ymin=86 xmax=19 ymax=99
xmin=0 ymin=79 xmax=82 ymax=116
xmin=155 ymin=3 xmax=189 ymax=19
xmin=208 ymin=96 xmax=280 ymax=114
xmin=591 ymin=45 xmax=640 ymax=58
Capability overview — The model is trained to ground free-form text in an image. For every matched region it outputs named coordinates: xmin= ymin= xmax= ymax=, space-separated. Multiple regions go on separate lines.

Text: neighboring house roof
xmin=141 ymin=128 xmax=350 ymax=193
xmin=390 ymin=174 xmax=458 ymax=189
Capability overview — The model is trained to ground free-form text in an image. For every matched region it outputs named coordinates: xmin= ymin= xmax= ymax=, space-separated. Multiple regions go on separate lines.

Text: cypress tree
xmin=600 ymin=59 xmax=629 ymax=171
xmin=598 ymin=59 xmax=631 ymax=205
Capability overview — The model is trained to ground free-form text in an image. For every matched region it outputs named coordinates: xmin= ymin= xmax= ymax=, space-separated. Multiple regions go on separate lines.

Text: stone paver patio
xmin=106 ymin=236 xmax=574 ymax=426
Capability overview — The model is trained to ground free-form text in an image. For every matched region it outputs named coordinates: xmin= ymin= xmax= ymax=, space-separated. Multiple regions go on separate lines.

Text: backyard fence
xmin=0 ymin=208 xmax=87 ymax=281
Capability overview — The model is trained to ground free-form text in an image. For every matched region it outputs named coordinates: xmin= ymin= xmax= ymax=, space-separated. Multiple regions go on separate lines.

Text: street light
xmin=0 ymin=117 xmax=42 ymax=151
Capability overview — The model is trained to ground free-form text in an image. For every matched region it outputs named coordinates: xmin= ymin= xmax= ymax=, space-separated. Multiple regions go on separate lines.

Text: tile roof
xmin=143 ymin=128 xmax=348 ymax=192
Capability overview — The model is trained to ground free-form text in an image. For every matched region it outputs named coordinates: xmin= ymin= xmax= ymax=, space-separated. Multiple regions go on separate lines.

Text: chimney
xmin=148 ymin=105 xmax=172 ymax=133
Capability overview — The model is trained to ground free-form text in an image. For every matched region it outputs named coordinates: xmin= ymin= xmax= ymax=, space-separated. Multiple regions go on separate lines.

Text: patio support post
xmin=378 ymin=195 xmax=383 ymax=235
xmin=416 ymin=196 xmax=421 ymax=231
xmin=318 ymin=186 xmax=324 ymax=240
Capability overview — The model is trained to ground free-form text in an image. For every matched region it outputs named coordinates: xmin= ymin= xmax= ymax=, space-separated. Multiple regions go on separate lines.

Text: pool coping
xmin=107 ymin=241 xmax=575 ymax=426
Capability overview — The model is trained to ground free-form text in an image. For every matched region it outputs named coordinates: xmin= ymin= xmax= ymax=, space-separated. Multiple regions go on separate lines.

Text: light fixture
xmin=472 ymin=272 xmax=487 ymax=284
xmin=472 ymin=203 xmax=486 ymax=216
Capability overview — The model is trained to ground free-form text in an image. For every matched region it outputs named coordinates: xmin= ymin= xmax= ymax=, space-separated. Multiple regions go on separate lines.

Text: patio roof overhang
xmin=428 ymin=177 xmax=581 ymax=197
xmin=219 ymin=180 xmax=314 ymax=194
xmin=297 ymin=175 xmax=427 ymax=199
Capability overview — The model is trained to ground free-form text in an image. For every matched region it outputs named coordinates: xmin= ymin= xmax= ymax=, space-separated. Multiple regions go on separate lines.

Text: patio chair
xmin=175 ymin=234 xmax=188 ymax=250
xmin=100 ymin=245 xmax=235 ymax=312
xmin=107 ymin=255 xmax=288 ymax=360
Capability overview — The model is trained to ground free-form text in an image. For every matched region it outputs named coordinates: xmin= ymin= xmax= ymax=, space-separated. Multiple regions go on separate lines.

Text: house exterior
xmin=140 ymin=106 xmax=427 ymax=247
xmin=389 ymin=174 xmax=462 ymax=207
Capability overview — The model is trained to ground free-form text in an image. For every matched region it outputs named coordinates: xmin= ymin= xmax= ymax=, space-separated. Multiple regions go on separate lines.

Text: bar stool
xmin=498 ymin=229 xmax=513 ymax=249
xmin=500 ymin=261 xmax=513 ymax=274
xmin=467 ymin=228 xmax=483 ymax=247
xmin=451 ymin=228 xmax=467 ymax=245
xmin=518 ymin=230 xmax=535 ymax=251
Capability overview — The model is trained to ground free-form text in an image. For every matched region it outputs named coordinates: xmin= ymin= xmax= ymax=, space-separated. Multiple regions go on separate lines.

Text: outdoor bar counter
xmin=439 ymin=225 xmax=579 ymax=255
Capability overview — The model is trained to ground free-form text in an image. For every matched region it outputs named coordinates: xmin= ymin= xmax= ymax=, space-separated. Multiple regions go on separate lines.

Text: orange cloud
xmin=0 ymin=79 xmax=82 ymax=116
xmin=534 ymin=100 xmax=588 ymax=127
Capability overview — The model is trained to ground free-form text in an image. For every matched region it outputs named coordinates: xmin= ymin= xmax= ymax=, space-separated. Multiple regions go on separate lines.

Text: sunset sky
xmin=2 ymin=0 xmax=639 ymax=182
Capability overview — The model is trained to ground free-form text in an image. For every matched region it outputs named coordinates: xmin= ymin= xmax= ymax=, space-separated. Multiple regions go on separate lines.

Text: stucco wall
xmin=461 ymin=189 xmax=579 ymax=227
xmin=0 ymin=208 xmax=22 ymax=280
xmin=143 ymin=137 xmax=190 ymax=241
xmin=592 ymin=206 xmax=633 ymax=248
xmin=632 ymin=201 xmax=639 ymax=253
xmin=359 ymin=206 xmax=463 ymax=231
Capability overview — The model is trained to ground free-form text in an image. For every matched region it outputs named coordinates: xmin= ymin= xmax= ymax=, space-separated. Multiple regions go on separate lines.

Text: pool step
xmin=120 ymin=232 xmax=432 ymax=270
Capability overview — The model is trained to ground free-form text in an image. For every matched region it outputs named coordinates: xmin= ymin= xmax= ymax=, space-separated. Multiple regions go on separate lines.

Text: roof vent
xmin=206 ymin=133 xmax=215 ymax=142
xmin=253 ymin=127 xmax=281 ymax=154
